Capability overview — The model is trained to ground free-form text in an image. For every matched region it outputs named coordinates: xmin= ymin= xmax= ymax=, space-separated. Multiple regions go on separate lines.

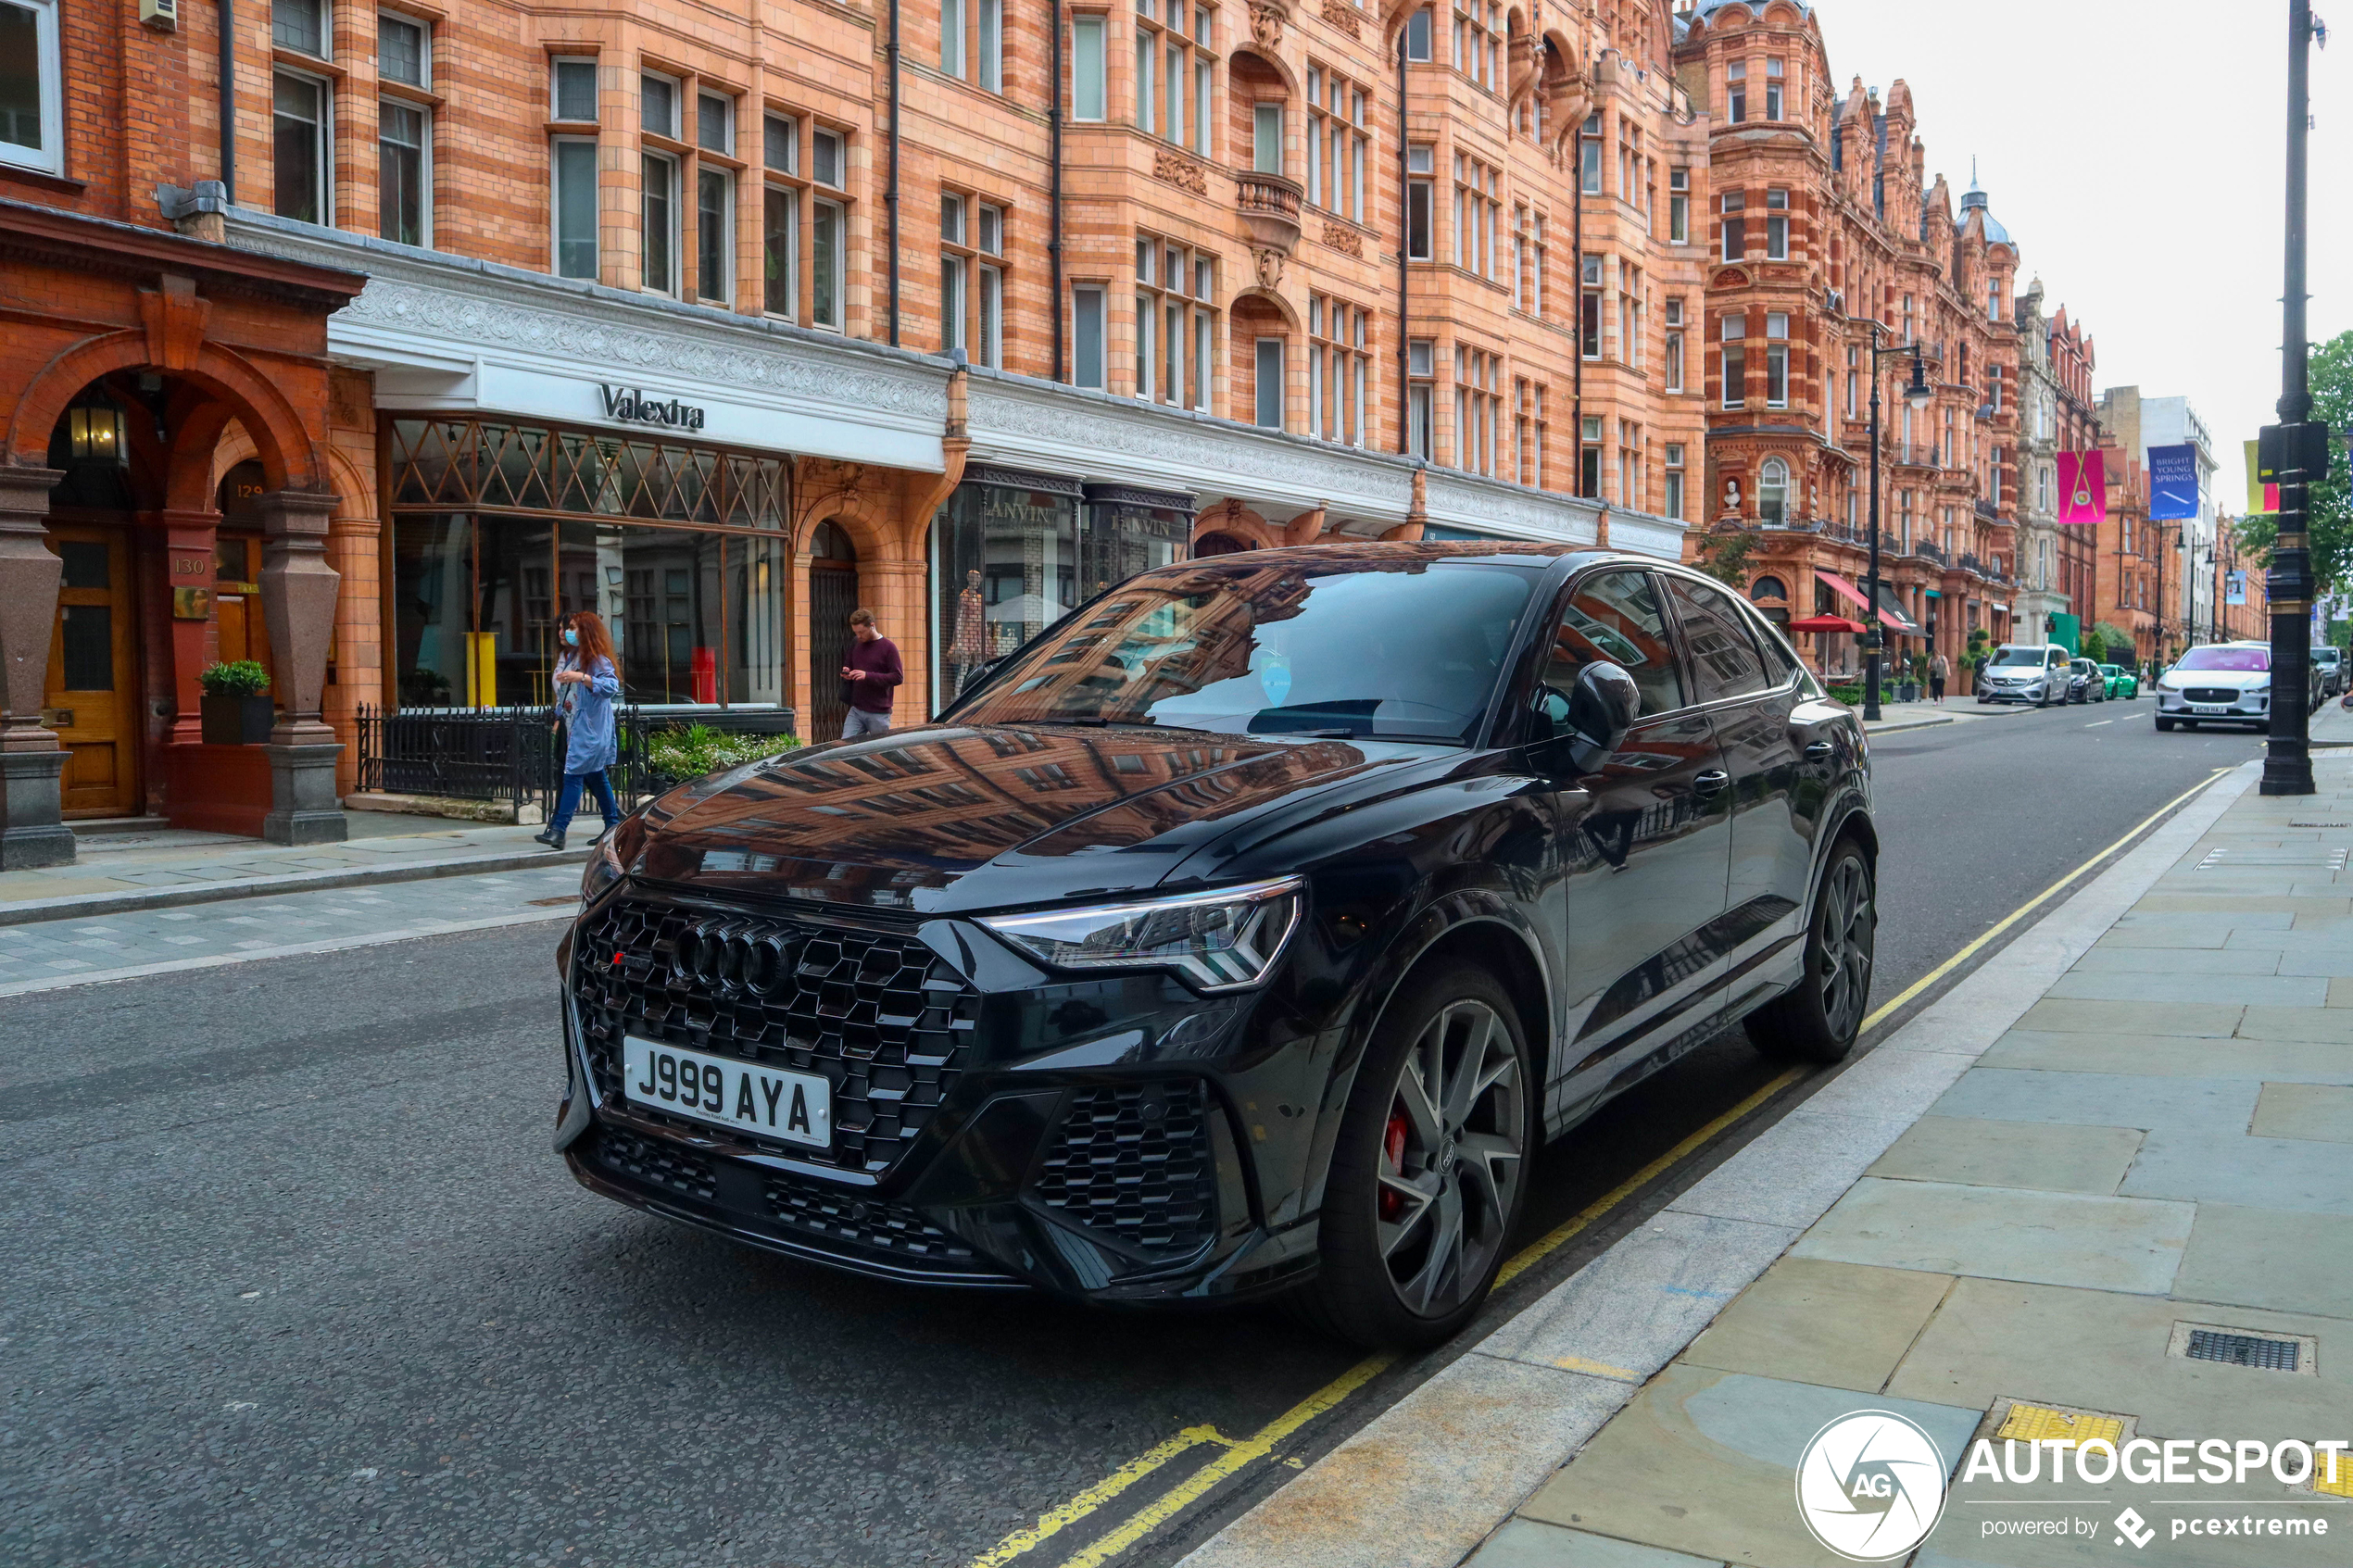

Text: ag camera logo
xmin=1795 ymin=1411 xmax=1951 ymax=1561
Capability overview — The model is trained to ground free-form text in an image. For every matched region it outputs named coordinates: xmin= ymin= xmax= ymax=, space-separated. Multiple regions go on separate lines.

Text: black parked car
xmin=554 ymin=543 xmax=1877 ymax=1348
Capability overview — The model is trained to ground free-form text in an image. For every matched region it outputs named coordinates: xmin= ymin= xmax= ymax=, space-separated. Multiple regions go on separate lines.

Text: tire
xmin=1745 ymin=840 xmax=1875 ymax=1065
xmin=2156 ymin=717 xmax=2175 ymax=732
xmin=1302 ymin=961 xmax=1535 ymax=1350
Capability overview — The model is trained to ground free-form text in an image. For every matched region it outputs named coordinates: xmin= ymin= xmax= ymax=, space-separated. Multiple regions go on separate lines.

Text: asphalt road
xmin=0 ymin=696 xmax=2248 ymax=1568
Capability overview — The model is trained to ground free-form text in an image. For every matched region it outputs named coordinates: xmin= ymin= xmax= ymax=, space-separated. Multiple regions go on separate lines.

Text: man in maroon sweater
xmin=838 ymin=608 xmax=904 ymax=738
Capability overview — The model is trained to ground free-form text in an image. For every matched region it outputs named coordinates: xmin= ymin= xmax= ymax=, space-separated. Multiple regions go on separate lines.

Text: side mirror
xmin=1532 ymin=660 xmax=1640 ymax=768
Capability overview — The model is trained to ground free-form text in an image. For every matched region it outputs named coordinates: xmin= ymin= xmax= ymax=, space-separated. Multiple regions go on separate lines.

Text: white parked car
xmin=1977 ymin=644 xmax=2073 ymax=707
xmin=2155 ymin=643 xmax=2273 ymax=732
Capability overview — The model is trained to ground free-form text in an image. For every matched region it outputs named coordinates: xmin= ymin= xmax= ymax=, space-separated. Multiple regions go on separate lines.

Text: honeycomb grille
xmin=1035 ymin=1083 xmax=1216 ymax=1253
xmin=2185 ymin=687 xmax=2245 ymax=705
xmin=764 ymin=1176 xmax=978 ymax=1265
xmin=596 ymin=1125 xmax=717 ymax=1202
xmin=573 ymin=896 xmax=978 ymax=1175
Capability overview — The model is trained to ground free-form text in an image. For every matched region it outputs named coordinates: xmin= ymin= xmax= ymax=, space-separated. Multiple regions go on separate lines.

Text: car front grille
xmin=1035 ymin=1083 xmax=1217 ymax=1254
xmin=763 ymin=1174 xmax=979 ymax=1265
xmin=2186 ymin=687 xmax=2246 ymax=705
xmin=595 ymin=1124 xmax=718 ymax=1202
xmin=573 ymin=895 xmax=980 ymax=1176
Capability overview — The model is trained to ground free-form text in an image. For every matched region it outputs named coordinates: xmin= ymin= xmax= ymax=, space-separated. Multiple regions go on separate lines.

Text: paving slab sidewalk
xmin=0 ymin=816 xmax=587 ymax=926
xmin=1183 ymin=752 xmax=2353 ymax=1568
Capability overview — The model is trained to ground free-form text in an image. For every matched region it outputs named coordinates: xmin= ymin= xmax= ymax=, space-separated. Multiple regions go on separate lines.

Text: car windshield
xmin=2175 ymin=646 xmax=2271 ymax=672
xmin=948 ymin=555 xmax=1543 ymax=744
xmin=1989 ymin=646 xmax=2045 ymax=667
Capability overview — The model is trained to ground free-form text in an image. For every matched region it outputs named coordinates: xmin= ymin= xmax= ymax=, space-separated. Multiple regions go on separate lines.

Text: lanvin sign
xmin=599 ymin=384 xmax=707 ymax=432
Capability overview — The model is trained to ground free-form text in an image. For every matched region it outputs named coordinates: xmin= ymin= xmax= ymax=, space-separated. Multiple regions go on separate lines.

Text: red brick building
xmin=0 ymin=4 xmax=367 ymax=864
xmin=1672 ymin=1 xmax=2021 ymax=682
xmin=4 ymin=0 xmax=1705 ymax=859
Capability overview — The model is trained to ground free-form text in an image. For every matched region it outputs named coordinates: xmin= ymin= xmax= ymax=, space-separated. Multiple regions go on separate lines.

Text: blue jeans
xmin=550 ymin=770 xmax=619 ymax=836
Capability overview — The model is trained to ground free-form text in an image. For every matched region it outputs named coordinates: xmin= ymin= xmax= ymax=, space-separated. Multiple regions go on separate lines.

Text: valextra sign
xmin=599 ymin=383 xmax=707 ymax=432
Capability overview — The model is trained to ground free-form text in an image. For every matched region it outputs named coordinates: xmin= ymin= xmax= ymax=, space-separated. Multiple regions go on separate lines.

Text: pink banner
xmin=2057 ymin=450 xmax=2108 ymax=525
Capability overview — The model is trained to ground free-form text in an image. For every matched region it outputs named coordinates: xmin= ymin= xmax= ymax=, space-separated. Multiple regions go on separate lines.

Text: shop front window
xmin=387 ymin=418 xmax=788 ymax=713
xmin=932 ymin=470 xmax=1082 ymax=699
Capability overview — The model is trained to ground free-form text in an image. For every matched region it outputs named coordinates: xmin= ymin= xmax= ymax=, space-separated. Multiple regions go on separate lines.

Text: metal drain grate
xmin=2288 ymin=822 xmax=2351 ymax=829
xmin=2184 ymin=1329 xmax=2300 ymax=1372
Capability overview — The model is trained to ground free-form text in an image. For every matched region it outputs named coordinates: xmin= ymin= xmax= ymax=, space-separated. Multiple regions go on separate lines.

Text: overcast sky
xmin=1811 ymin=0 xmax=2349 ymax=508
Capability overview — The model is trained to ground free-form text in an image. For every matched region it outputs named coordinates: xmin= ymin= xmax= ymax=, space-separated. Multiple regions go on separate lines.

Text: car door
xmin=1659 ymin=573 xmax=1821 ymax=990
xmin=1528 ymin=568 xmax=1735 ymax=1125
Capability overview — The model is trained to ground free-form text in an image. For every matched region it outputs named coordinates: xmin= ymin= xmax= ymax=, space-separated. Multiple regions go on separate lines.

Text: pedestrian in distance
xmin=839 ymin=608 xmax=904 ymax=739
xmin=1929 ymin=650 xmax=1949 ymax=704
xmin=535 ymin=609 xmax=623 ymax=852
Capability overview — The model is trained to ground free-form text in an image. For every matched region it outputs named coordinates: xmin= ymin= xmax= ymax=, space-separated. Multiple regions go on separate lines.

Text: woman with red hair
xmin=535 ymin=610 xmax=623 ymax=850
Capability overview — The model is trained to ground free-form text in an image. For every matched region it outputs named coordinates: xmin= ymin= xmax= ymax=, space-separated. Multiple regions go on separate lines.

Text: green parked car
xmin=2096 ymin=663 xmax=2139 ymax=700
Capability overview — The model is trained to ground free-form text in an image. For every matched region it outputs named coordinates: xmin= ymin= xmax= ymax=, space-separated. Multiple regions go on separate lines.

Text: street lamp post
xmin=2262 ymin=0 xmax=2326 ymax=796
xmin=1865 ymin=325 xmax=1936 ymax=720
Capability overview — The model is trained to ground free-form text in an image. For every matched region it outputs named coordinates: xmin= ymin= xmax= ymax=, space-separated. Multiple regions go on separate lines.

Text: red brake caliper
xmin=1379 ymin=1110 xmax=1409 ymax=1221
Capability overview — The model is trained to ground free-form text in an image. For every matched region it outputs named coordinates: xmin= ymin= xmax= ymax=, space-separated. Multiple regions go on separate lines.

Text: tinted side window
xmin=1542 ymin=570 xmax=1687 ymax=717
xmin=1664 ymin=575 xmax=1770 ymax=703
xmin=1743 ymin=604 xmax=1801 ymax=684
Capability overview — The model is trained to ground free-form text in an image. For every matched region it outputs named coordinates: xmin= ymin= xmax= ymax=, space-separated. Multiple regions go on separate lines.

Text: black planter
xmin=1897 ymin=681 xmax=1919 ymax=703
xmin=200 ymin=693 xmax=276 ymax=746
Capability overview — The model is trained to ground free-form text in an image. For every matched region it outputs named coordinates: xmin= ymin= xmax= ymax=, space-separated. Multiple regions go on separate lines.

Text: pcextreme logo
xmin=1794 ymin=1411 xmax=1951 ymax=1562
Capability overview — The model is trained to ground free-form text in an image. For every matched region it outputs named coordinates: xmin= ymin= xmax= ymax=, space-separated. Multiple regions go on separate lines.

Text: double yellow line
xmin=969 ymin=766 xmax=2233 ymax=1568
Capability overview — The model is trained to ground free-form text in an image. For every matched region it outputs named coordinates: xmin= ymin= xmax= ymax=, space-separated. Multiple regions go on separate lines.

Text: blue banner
xmin=2149 ymin=444 xmax=2199 ymax=521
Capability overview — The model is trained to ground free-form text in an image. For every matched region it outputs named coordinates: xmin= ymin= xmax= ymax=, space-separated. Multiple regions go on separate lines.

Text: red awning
xmin=1813 ymin=569 xmax=1872 ymax=611
xmin=1815 ymin=570 xmax=1918 ymax=636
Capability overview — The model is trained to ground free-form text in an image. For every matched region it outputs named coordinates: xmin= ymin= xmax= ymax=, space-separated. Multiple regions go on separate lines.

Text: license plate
xmin=621 ymin=1035 xmax=831 ymax=1147
xmin=2191 ymin=704 xmax=2229 ymax=714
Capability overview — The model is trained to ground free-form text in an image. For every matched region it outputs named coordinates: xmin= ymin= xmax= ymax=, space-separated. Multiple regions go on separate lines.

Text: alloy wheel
xmin=1815 ymin=856 xmax=1875 ymax=1040
xmin=1375 ymin=1000 xmax=1526 ymax=1318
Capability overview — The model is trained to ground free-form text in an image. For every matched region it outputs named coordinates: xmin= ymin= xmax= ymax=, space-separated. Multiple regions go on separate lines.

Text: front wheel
xmin=2156 ymin=717 xmax=2176 ymax=732
xmin=1746 ymin=841 xmax=1875 ymax=1064
xmin=1303 ymin=962 xmax=1534 ymax=1349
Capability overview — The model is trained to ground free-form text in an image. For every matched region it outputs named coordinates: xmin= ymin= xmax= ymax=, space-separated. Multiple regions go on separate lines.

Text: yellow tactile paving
xmin=1994 ymin=1403 xmax=2126 ymax=1448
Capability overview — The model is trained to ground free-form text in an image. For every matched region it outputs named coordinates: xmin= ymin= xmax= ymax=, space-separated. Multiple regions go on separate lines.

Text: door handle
xmin=1694 ymin=770 xmax=1730 ymax=793
xmin=1803 ymin=741 xmax=1835 ymax=759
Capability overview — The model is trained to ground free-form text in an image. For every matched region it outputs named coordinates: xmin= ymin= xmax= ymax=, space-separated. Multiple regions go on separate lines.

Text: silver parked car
xmin=2155 ymin=642 xmax=2273 ymax=732
xmin=1977 ymin=644 xmax=2073 ymax=707
xmin=2311 ymin=645 xmax=2345 ymax=701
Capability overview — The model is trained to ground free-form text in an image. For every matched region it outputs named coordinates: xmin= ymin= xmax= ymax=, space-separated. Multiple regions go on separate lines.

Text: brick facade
xmin=1673 ymin=0 xmax=2023 ymax=682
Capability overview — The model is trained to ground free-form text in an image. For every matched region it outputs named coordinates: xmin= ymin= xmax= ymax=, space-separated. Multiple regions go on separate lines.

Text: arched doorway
xmin=41 ymin=383 xmax=153 ymax=818
xmin=1195 ymin=532 xmax=1255 ymax=557
xmin=806 ymin=521 xmax=859 ymax=739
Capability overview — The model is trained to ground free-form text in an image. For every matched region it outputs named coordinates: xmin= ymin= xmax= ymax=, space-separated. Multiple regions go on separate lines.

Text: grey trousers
xmin=840 ymin=708 xmax=893 ymax=739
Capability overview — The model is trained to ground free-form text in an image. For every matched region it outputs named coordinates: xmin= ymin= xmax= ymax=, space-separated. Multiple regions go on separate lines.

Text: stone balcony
xmin=1236 ymin=171 xmax=1303 ymax=257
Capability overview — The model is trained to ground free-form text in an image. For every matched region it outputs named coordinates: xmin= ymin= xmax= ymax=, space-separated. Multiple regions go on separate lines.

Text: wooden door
xmin=44 ymin=528 xmax=142 ymax=818
xmin=212 ymin=533 xmax=277 ymax=685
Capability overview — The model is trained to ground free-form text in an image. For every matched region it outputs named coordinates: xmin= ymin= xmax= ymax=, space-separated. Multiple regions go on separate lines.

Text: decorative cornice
xmin=221 ymin=211 xmax=949 ymax=436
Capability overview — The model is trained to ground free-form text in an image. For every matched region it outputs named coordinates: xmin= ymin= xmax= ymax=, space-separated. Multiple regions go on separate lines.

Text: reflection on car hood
xmin=630 ymin=723 xmax=1422 ymax=912
xmin=2170 ymin=669 xmax=2270 ymax=688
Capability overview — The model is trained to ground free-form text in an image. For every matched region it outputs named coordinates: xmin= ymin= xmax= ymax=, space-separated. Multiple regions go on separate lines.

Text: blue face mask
xmin=563 ymin=629 xmax=579 ymax=646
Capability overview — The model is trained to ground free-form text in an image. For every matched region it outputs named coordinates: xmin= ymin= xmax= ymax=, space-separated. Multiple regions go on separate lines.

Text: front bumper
xmin=2156 ymin=688 xmax=2270 ymax=721
xmin=554 ymin=888 xmax=1331 ymax=1304
xmin=1980 ymin=679 xmax=2051 ymax=703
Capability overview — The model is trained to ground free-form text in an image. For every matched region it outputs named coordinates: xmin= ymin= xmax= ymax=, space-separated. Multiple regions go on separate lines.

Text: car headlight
xmin=582 ymin=810 xmax=648 ymax=903
xmin=980 ymin=876 xmax=1304 ymax=991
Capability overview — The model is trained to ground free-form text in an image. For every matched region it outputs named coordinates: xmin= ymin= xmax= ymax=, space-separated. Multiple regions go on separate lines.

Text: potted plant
xmin=1895 ymin=650 xmax=1921 ymax=703
xmin=198 ymin=660 xmax=275 ymax=745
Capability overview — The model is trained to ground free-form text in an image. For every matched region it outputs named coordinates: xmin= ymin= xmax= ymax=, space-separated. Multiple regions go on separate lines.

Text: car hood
xmin=627 ymin=722 xmax=1431 ymax=913
xmin=2167 ymin=670 xmax=2270 ymax=689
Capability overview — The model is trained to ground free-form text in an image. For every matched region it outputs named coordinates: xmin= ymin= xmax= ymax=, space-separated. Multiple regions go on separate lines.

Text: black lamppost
xmin=2261 ymin=0 xmax=2326 ymax=796
xmin=1866 ymin=324 xmax=1935 ymax=720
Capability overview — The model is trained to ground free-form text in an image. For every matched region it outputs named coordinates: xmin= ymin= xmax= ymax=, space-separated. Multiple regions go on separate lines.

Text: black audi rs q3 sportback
xmin=554 ymin=542 xmax=1876 ymax=1348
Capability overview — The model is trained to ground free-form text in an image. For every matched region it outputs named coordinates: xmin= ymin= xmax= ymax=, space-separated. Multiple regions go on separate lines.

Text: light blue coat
xmin=557 ymin=652 xmax=621 ymax=775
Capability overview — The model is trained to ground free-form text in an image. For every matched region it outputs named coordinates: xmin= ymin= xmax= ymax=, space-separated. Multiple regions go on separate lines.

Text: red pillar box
xmin=691 ymin=646 xmax=716 ymax=705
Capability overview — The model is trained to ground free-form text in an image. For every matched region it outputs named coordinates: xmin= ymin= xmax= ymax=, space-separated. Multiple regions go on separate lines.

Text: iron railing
xmin=356 ymin=704 xmax=797 ymax=818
